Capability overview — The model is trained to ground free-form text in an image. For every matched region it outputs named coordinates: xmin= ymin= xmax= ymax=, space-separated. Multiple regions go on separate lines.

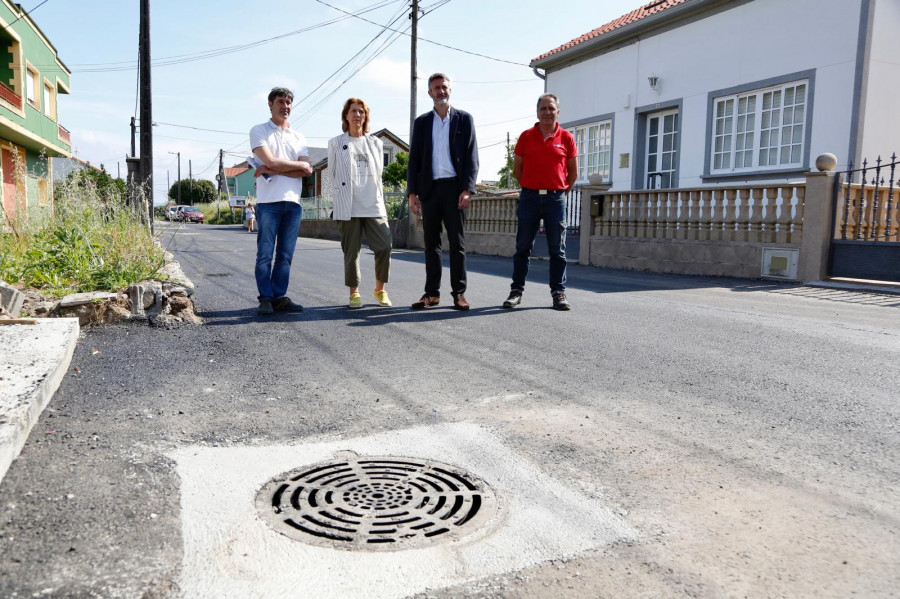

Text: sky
xmin=29 ymin=0 xmax=647 ymax=205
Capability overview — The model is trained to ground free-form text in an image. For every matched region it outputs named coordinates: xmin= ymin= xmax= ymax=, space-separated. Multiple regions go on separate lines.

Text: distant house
xmin=0 ymin=0 xmax=71 ymax=221
xmin=228 ymin=146 xmax=329 ymax=202
xmin=531 ymin=0 xmax=898 ymax=190
xmin=314 ymin=128 xmax=409 ymax=198
xmin=51 ymin=156 xmax=101 ymax=182
xmin=225 ymin=162 xmax=254 ymax=198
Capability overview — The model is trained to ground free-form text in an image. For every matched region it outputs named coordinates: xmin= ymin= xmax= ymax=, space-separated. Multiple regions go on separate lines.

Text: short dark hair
xmin=537 ymin=93 xmax=559 ymax=110
xmin=268 ymin=87 xmax=294 ymax=103
xmin=428 ymin=73 xmax=450 ymax=89
xmin=341 ymin=98 xmax=370 ymax=133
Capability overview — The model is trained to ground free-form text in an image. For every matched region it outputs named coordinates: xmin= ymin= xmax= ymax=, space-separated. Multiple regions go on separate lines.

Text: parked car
xmin=165 ymin=205 xmax=179 ymax=221
xmin=176 ymin=205 xmax=204 ymax=223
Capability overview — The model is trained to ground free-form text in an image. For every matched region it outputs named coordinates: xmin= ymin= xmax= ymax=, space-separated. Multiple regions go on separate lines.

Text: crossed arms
xmin=252 ymin=145 xmax=312 ymax=179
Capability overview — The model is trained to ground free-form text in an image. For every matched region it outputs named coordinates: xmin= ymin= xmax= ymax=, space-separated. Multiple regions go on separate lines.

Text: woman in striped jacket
xmin=327 ymin=97 xmax=393 ymax=308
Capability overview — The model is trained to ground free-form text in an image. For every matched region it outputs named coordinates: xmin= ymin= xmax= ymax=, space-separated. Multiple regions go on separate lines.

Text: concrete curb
xmin=0 ymin=318 xmax=80 ymax=486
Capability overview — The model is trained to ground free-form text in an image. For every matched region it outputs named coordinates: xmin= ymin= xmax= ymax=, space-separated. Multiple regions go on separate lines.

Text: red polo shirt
xmin=514 ymin=123 xmax=577 ymax=190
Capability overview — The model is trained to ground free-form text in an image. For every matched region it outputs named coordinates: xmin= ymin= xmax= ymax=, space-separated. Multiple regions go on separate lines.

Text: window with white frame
xmin=43 ymin=82 xmax=54 ymax=118
xmin=569 ymin=120 xmax=611 ymax=182
xmin=25 ymin=67 xmax=38 ymax=107
xmin=711 ymin=79 xmax=807 ymax=173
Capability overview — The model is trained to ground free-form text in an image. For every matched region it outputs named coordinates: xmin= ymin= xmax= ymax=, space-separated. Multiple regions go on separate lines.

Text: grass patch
xmin=0 ymin=169 xmax=165 ymax=298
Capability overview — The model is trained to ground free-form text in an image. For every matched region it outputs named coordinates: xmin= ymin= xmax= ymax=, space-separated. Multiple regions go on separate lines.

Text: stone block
xmin=0 ymin=280 xmax=25 ymax=318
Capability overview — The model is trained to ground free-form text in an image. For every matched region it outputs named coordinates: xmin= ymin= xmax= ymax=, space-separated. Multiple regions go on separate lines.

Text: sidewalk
xmin=0 ymin=318 xmax=79 ymax=485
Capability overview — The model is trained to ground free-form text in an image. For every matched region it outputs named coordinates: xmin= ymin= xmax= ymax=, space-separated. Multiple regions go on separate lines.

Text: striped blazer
xmin=327 ymin=132 xmax=385 ymax=221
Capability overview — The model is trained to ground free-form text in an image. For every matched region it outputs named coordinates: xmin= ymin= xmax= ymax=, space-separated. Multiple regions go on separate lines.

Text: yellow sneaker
xmin=349 ymin=293 xmax=362 ymax=308
xmin=373 ymin=289 xmax=392 ymax=307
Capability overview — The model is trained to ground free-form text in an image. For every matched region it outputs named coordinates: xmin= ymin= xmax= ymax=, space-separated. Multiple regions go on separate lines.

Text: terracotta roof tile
xmin=533 ymin=0 xmax=687 ymax=63
xmin=224 ymin=167 xmax=249 ymax=177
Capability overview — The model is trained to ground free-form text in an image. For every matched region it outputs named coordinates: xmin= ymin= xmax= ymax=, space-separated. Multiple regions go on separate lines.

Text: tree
xmin=498 ymin=141 xmax=518 ymax=189
xmin=57 ymin=163 xmax=127 ymax=202
xmin=382 ymin=151 xmax=409 ymax=189
xmin=168 ymin=179 xmax=217 ymax=205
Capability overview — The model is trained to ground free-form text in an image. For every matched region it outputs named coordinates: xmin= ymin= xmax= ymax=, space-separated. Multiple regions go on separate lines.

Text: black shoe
xmin=503 ymin=291 xmax=522 ymax=309
xmin=552 ymin=292 xmax=571 ymax=311
xmin=257 ymin=300 xmax=274 ymax=315
xmin=272 ymin=297 xmax=304 ymax=312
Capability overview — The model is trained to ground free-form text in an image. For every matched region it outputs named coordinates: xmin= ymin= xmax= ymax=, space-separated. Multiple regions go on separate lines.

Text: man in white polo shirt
xmin=249 ymin=87 xmax=312 ymax=315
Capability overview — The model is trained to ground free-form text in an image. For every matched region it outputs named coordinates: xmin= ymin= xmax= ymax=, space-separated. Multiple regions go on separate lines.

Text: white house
xmin=531 ymin=0 xmax=899 ymax=191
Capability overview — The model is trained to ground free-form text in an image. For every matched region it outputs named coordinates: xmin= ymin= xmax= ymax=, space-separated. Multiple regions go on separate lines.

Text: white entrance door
xmin=646 ymin=109 xmax=679 ymax=189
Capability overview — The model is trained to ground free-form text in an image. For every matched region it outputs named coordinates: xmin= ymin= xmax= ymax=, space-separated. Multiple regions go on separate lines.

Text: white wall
xmin=547 ymin=0 xmax=864 ymax=189
xmin=860 ymin=0 xmax=900 ymax=165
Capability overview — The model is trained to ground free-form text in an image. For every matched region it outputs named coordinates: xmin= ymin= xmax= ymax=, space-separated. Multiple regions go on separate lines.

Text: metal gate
xmin=829 ymin=155 xmax=900 ymax=282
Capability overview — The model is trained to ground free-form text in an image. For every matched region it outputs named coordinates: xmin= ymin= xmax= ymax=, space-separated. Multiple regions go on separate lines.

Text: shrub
xmin=0 ymin=168 xmax=165 ymax=297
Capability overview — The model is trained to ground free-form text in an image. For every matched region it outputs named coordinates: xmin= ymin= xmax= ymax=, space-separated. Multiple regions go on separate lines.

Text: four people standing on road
xmin=248 ymin=84 xmax=578 ymax=314
xmin=503 ymin=93 xmax=577 ymax=311
xmin=327 ymin=98 xmax=393 ymax=308
xmin=249 ymin=87 xmax=312 ymax=316
xmin=406 ymin=73 xmax=479 ymax=311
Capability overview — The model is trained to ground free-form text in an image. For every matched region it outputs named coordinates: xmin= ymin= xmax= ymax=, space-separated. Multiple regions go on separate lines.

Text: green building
xmin=0 ymin=0 xmax=71 ymax=224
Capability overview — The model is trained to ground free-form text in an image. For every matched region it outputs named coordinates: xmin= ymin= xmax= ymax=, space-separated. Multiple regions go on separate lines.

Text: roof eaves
xmin=532 ymin=0 xmax=717 ymax=71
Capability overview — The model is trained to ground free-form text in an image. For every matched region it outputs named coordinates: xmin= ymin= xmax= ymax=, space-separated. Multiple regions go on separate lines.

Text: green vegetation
xmin=0 ymin=167 xmax=164 ymax=298
xmin=168 ymin=178 xmax=218 ymax=205
xmin=382 ymin=151 xmax=408 ymax=188
xmin=498 ymin=141 xmax=518 ymax=189
xmin=199 ymin=200 xmax=242 ymax=224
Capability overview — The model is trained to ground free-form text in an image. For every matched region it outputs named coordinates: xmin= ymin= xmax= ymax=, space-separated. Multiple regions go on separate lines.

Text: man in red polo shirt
xmin=503 ymin=93 xmax=578 ymax=311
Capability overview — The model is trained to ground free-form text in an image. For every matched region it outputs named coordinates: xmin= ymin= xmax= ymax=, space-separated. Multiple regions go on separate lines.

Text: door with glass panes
xmin=645 ymin=109 xmax=678 ymax=189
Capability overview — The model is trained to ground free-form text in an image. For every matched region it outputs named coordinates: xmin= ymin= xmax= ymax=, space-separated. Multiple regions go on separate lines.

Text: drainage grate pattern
xmin=255 ymin=454 xmax=497 ymax=551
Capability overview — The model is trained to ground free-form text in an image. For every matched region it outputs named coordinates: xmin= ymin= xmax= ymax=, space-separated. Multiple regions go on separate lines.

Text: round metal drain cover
xmin=256 ymin=453 xmax=497 ymax=551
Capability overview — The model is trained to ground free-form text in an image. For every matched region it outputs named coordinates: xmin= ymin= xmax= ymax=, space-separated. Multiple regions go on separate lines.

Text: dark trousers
xmin=422 ymin=178 xmax=466 ymax=296
xmin=511 ymin=188 xmax=567 ymax=294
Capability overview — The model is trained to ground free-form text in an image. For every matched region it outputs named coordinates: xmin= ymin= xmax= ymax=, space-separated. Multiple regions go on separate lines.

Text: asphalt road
xmin=1 ymin=221 xmax=898 ymax=598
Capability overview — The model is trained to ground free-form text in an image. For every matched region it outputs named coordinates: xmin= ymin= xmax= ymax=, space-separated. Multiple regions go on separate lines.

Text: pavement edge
xmin=0 ymin=318 xmax=80 ymax=486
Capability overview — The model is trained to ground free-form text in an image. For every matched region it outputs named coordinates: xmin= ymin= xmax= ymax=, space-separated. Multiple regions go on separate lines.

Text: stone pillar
xmin=798 ymin=153 xmax=838 ymax=282
xmin=578 ymin=183 xmax=611 ymax=266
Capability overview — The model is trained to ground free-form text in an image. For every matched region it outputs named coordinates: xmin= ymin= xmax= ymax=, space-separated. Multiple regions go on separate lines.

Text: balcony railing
xmin=58 ymin=124 xmax=70 ymax=143
xmin=0 ymin=81 xmax=22 ymax=109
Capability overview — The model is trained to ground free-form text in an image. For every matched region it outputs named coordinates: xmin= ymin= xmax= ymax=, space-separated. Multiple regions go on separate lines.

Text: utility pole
xmin=506 ymin=131 xmax=511 ymax=188
xmin=217 ymin=149 xmax=224 ymax=222
xmin=409 ymin=0 xmax=418 ymax=144
xmin=130 ymin=116 xmax=136 ymax=158
xmin=169 ymin=151 xmax=181 ymax=204
xmin=138 ymin=0 xmax=153 ymax=233
xmin=188 ymin=159 xmax=192 ymax=195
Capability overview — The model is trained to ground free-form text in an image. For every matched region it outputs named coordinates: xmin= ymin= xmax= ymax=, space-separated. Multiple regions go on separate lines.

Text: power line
xmin=69 ymin=0 xmax=403 ymax=73
xmin=1 ymin=0 xmax=50 ymax=33
xmin=315 ymin=0 xmax=529 ymax=67
xmin=291 ymin=3 xmax=410 ymax=124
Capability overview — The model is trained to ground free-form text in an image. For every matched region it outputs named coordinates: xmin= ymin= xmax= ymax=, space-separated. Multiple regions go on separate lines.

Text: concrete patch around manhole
xmin=169 ymin=422 xmax=636 ymax=599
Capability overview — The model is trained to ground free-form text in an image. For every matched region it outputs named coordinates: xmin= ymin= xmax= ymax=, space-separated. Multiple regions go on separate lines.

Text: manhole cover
xmin=255 ymin=452 xmax=497 ymax=551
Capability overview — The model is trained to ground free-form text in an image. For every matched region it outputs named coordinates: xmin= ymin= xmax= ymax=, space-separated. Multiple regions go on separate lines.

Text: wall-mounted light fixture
xmin=648 ymin=75 xmax=660 ymax=93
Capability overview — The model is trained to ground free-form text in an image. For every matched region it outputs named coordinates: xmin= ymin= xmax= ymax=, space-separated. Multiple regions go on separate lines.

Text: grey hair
xmin=428 ymin=73 xmax=451 ymax=88
xmin=537 ymin=93 xmax=559 ymax=110
xmin=268 ymin=87 xmax=294 ymax=103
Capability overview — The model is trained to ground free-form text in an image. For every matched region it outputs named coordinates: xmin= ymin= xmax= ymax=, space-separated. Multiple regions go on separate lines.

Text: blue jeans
xmin=255 ymin=201 xmax=303 ymax=302
xmin=511 ymin=189 xmax=567 ymax=294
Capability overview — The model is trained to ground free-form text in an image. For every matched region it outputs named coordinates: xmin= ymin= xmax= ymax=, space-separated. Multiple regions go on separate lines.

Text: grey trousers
xmin=337 ymin=217 xmax=393 ymax=288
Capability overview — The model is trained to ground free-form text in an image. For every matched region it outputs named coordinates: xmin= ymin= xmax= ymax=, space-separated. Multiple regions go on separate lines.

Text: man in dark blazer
xmin=407 ymin=72 xmax=479 ymax=311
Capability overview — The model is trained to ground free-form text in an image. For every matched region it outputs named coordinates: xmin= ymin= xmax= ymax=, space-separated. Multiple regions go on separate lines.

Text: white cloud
xmin=359 ymin=57 xmax=411 ymax=91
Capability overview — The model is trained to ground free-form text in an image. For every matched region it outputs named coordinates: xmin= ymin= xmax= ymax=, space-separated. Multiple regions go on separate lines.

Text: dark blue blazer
xmin=406 ymin=106 xmax=479 ymax=200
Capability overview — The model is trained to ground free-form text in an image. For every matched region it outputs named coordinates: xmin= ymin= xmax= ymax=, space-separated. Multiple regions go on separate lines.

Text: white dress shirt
xmin=431 ymin=109 xmax=457 ymax=180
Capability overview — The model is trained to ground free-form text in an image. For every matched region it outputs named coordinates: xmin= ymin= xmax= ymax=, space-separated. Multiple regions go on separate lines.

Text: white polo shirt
xmin=249 ymin=120 xmax=309 ymax=204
